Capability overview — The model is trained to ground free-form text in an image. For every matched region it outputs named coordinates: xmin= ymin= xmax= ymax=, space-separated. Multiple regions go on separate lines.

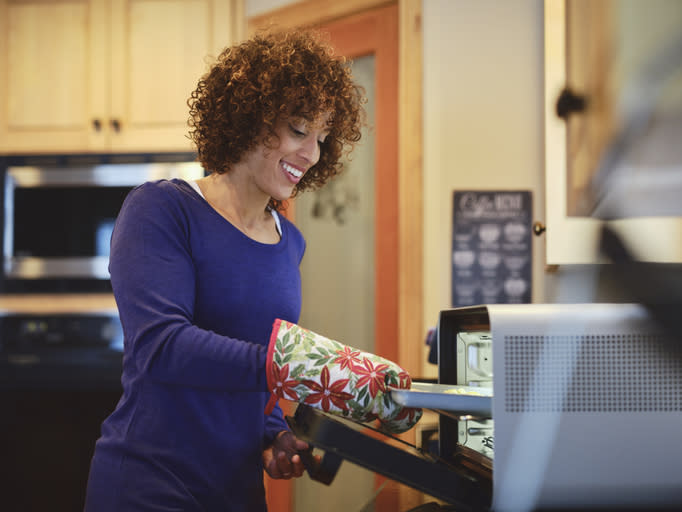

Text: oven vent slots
xmin=504 ymin=333 xmax=682 ymax=413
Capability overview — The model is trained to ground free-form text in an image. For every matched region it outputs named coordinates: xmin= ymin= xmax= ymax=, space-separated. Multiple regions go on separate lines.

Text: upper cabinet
xmin=0 ymin=0 xmax=244 ymax=154
xmin=544 ymin=0 xmax=682 ymax=264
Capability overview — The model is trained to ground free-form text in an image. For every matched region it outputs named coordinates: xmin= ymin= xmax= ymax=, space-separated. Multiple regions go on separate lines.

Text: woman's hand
xmin=263 ymin=430 xmax=310 ymax=479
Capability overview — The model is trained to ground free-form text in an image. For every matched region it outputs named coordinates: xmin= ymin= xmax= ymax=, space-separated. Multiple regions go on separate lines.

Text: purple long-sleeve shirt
xmin=85 ymin=179 xmax=305 ymax=511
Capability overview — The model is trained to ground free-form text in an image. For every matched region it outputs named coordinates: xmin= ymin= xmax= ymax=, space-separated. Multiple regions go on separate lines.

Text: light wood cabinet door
xmin=0 ymin=0 xmax=242 ymax=154
xmin=0 ymin=0 xmax=108 ymax=152
xmin=108 ymin=0 xmax=239 ymax=152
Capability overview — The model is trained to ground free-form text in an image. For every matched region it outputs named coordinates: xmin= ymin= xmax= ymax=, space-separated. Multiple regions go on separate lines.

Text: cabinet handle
xmin=555 ymin=87 xmax=588 ymax=120
xmin=111 ymin=119 xmax=121 ymax=133
xmin=92 ymin=119 xmax=102 ymax=132
xmin=533 ymin=221 xmax=546 ymax=236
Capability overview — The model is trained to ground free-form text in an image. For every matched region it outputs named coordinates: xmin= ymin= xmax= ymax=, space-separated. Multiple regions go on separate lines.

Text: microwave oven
xmin=1 ymin=157 xmax=204 ymax=293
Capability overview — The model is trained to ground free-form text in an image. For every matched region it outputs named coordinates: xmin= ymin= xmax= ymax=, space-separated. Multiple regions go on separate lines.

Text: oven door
xmin=287 ymin=404 xmax=492 ymax=511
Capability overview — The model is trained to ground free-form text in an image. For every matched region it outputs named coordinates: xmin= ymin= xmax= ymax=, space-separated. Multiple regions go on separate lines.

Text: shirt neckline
xmin=187 ymin=179 xmax=283 ymax=238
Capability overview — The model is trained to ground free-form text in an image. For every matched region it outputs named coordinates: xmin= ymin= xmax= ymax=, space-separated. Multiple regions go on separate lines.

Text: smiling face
xmin=238 ymin=112 xmax=331 ymax=203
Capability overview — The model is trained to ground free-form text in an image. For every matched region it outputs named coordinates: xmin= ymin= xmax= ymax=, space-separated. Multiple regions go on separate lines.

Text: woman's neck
xmin=196 ymin=173 xmax=278 ymax=243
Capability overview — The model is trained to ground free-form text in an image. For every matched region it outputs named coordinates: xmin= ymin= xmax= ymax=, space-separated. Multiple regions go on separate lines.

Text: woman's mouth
xmin=281 ymin=162 xmax=304 ymax=182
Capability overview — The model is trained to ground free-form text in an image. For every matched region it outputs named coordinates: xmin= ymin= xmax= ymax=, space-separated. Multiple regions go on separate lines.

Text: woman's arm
xmin=110 ymin=182 xmax=267 ymax=391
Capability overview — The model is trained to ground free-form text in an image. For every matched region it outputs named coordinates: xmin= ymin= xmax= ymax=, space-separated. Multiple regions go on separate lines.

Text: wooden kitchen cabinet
xmin=0 ymin=0 xmax=243 ymax=154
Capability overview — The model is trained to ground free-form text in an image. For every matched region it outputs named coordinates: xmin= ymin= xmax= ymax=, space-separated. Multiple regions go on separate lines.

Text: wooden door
xmin=260 ymin=5 xmax=407 ymax=511
xmin=322 ymin=5 xmax=400 ymax=366
xmin=292 ymin=8 xmax=396 ymax=511
xmin=0 ymin=0 xmax=108 ymax=153
xmin=324 ymin=9 xmax=402 ymax=510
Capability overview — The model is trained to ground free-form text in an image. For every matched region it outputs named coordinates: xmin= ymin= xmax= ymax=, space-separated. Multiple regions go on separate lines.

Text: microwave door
xmin=3 ymin=163 xmax=203 ymax=281
xmin=5 ymin=184 xmax=124 ymax=279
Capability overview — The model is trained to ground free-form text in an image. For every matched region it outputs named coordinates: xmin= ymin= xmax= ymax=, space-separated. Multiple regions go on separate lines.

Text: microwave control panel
xmin=0 ymin=313 xmax=123 ymax=354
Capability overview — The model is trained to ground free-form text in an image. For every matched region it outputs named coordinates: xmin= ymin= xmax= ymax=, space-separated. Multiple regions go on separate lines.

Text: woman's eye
xmin=289 ymin=124 xmax=306 ymax=137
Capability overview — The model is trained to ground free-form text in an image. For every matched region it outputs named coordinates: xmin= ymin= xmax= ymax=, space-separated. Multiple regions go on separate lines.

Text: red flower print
xmin=302 ymin=366 xmax=355 ymax=412
xmin=397 ymin=370 xmax=412 ymax=389
xmin=363 ymin=412 xmax=378 ymax=422
xmin=393 ymin=406 xmax=419 ymax=423
xmin=334 ymin=346 xmax=362 ymax=371
xmin=271 ymin=363 xmax=300 ymax=401
xmin=354 ymin=358 xmax=389 ymax=398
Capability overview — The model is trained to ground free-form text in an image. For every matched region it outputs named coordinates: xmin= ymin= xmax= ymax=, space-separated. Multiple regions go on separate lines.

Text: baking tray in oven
xmin=390 ymin=382 xmax=492 ymax=417
xmin=286 ymin=404 xmax=492 ymax=511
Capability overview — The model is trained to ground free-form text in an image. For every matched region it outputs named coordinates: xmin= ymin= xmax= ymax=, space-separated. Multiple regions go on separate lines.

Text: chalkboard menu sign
xmin=451 ymin=191 xmax=532 ymax=307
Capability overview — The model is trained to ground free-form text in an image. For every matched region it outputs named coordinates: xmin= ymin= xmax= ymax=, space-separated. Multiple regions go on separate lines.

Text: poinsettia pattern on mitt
xmin=265 ymin=319 xmax=422 ymax=434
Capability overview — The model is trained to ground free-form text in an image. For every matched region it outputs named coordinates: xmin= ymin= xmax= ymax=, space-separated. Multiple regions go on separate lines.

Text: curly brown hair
xmin=188 ymin=30 xmax=366 ymax=211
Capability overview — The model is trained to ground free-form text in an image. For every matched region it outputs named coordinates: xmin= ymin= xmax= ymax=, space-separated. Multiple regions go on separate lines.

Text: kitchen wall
xmin=421 ymin=0 xmax=547 ymax=351
xmin=421 ymin=0 xmax=682 ymax=330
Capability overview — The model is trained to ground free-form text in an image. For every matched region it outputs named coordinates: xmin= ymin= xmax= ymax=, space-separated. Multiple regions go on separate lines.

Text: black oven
xmin=0 ymin=309 xmax=125 ymax=511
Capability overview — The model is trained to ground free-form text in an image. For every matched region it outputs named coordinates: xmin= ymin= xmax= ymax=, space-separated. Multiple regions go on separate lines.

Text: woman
xmin=84 ymin=31 xmax=365 ymax=511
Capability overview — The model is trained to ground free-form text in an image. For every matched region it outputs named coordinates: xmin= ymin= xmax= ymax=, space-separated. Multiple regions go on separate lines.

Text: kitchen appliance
xmin=0 ymin=306 xmax=125 ymax=511
xmin=0 ymin=308 xmax=124 ymax=388
xmin=0 ymin=152 xmax=204 ymax=509
xmin=286 ymin=303 xmax=682 ymax=510
xmin=0 ymin=153 xmax=204 ymax=293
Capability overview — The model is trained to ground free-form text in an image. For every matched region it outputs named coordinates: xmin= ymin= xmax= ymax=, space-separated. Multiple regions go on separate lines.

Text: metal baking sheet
xmin=390 ymin=382 xmax=492 ymax=417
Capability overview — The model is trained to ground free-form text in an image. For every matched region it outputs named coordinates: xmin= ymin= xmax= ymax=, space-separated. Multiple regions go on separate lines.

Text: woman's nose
xmin=300 ymin=136 xmax=320 ymax=165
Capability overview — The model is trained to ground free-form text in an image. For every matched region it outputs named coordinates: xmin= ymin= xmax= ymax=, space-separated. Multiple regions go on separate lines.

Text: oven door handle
xmin=286 ymin=415 xmax=343 ymax=485
xmin=297 ymin=444 xmax=343 ymax=485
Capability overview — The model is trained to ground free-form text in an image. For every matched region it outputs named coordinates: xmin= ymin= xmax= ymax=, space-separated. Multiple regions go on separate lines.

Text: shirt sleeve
xmin=264 ymin=403 xmax=288 ymax=445
xmin=109 ymin=182 xmax=268 ymax=391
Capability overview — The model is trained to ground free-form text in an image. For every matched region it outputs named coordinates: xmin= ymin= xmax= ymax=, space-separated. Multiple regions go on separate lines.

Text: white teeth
xmin=282 ymin=162 xmax=303 ymax=178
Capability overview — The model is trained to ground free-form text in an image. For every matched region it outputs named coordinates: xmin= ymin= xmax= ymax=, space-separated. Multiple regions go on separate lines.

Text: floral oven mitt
xmin=265 ymin=319 xmax=422 ymax=434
